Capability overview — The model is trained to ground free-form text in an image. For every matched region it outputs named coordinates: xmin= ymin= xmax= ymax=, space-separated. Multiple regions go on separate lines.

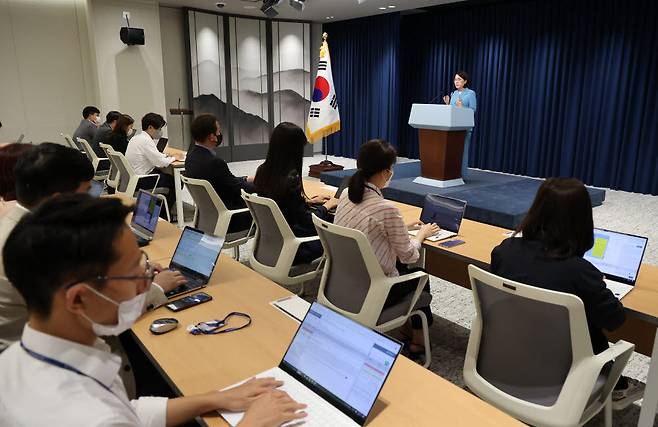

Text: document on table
xmin=270 ymin=295 xmax=310 ymax=322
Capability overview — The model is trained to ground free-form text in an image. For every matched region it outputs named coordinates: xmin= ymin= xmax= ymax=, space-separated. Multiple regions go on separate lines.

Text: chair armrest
xmin=386 ymin=271 xmax=430 ymax=319
xmin=296 ymin=235 xmax=321 ymax=244
xmin=594 ymin=340 xmax=635 ymax=404
xmin=228 ymin=207 xmax=251 ymax=215
xmin=136 ymin=174 xmax=160 ymax=193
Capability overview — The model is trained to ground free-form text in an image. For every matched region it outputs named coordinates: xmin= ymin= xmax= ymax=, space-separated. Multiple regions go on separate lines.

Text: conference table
xmin=131 ymin=217 xmax=522 ymax=426
xmin=305 ymin=179 xmax=658 ymax=426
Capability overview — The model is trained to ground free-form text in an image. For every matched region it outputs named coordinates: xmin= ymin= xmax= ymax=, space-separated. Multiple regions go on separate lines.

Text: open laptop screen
xmin=170 ymin=227 xmax=223 ymax=279
xmin=280 ymin=302 xmax=402 ymax=425
xmin=583 ymin=228 xmax=648 ymax=285
xmin=420 ymin=194 xmax=466 ymax=233
xmin=131 ymin=190 xmax=162 ymax=235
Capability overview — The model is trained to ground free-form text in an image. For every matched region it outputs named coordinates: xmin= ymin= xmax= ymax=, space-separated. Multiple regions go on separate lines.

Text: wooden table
xmin=131 ymin=221 xmax=522 ymax=426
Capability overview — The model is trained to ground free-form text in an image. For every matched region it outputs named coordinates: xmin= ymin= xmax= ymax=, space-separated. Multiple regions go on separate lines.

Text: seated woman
xmin=107 ymin=114 xmax=134 ymax=154
xmin=0 ymin=143 xmax=34 ymax=218
xmin=491 ymin=177 xmax=642 ymax=408
xmin=334 ymin=139 xmax=439 ymax=360
xmin=254 ymin=122 xmax=338 ymax=264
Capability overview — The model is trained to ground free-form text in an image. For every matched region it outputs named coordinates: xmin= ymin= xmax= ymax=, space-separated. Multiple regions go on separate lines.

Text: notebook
xmin=164 ymin=226 xmax=224 ymax=298
xmin=129 ymin=190 xmax=162 ymax=246
xmin=583 ymin=228 xmax=648 ymax=299
xmin=220 ymin=302 xmax=402 ymax=426
xmin=409 ymin=194 xmax=467 ymax=242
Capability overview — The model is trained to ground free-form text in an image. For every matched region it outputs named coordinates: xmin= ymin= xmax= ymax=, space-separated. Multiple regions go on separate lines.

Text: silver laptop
xmin=220 ymin=302 xmax=402 ymax=426
xmin=583 ymin=228 xmax=648 ymax=300
xmin=164 ymin=226 xmax=224 ymax=298
xmin=409 ymin=194 xmax=467 ymax=242
xmin=130 ymin=190 xmax=162 ymax=246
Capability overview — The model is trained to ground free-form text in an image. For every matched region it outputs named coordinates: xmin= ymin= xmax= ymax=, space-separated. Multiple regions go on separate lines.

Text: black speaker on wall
xmin=120 ymin=27 xmax=145 ymax=45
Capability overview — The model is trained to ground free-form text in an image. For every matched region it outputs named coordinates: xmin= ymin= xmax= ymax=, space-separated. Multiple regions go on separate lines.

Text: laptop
xmin=156 ymin=137 xmax=168 ymax=152
xmin=130 ymin=190 xmax=163 ymax=247
xmin=220 ymin=302 xmax=402 ymax=426
xmin=583 ymin=228 xmax=648 ymax=300
xmin=409 ymin=194 xmax=467 ymax=242
xmin=164 ymin=226 xmax=224 ymax=298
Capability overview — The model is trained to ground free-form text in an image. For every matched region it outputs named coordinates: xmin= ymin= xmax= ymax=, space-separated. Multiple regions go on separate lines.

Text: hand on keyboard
xmin=239 ymin=390 xmax=307 ymax=427
xmin=415 ymin=223 xmax=441 ymax=241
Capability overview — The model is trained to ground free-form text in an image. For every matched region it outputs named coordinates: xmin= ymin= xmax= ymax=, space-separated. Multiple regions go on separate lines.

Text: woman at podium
xmin=443 ymin=71 xmax=476 ymax=177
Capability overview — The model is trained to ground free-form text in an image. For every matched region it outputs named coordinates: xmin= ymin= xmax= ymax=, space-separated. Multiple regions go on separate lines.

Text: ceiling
xmin=158 ymin=0 xmax=464 ymax=22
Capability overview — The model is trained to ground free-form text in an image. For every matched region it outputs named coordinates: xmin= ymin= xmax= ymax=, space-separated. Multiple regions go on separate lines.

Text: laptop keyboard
xmin=221 ymin=367 xmax=357 ymax=427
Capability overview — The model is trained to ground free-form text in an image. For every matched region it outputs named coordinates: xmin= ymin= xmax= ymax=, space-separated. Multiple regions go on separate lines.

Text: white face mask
xmin=82 ymin=285 xmax=148 ymax=336
xmin=383 ymin=169 xmax=394 ymax=188
xmin=153 ymin=129 xmax=163 ymax=140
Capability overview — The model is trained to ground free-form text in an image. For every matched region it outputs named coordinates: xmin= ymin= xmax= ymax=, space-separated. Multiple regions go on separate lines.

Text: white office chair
xmin=464 ymin=265 xmax=634 ymax=427
xmin=99 ymin=143 xmax=120 ymax=190
xmin=241 ymin=190 xmax=323 ymax=295
xmin=77 ymin=138 xmax=109 ymax=181
xmin=312 ymin=215 xmax=432 ymax=367
xmin=107 ymin=149 xmax=171 ymax=221
xmin=181 ymin=176 xmax=254 ymax=260
xmin=60 ymin=133 xmax=78 ymax=150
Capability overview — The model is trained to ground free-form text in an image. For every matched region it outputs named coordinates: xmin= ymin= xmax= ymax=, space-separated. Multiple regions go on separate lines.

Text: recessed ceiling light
xmin=378 ymin=6 xmax=387 ymax=10
xmin=325 ymin=16 xmax=334 ymax=19
xmin=388 ymin=5 xmax=396 ymax=8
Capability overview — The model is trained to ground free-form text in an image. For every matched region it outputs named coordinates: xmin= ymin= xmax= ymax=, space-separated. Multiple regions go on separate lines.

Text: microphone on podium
xmin=428 ymin=94 xmax=445 ymax=104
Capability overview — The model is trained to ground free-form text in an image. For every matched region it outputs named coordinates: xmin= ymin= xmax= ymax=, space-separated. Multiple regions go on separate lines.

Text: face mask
xmin=87 ymin=181 xmax=103 ymax=198
xmin=153 ymin=129 xmax=163 ymax=140
xmin=82 ymin=285 xmax=148 ymax=336
xmin=383 ymin=169 xmax=394 ymax=188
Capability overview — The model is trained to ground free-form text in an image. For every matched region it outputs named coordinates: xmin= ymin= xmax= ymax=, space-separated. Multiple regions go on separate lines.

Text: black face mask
xmin=215 ymin=132 xmax=223 ymax=146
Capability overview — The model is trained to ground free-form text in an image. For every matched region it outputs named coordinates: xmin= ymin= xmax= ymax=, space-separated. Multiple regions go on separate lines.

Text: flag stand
xmin=309 ymin=136 xmax=343 ymax=178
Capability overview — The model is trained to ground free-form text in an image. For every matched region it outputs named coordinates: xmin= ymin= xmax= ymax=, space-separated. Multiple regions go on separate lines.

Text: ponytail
xmin=348 ymin=169 xmax=367 ymax=203
xmin=347 ymin=139 xmax=397 ymax=205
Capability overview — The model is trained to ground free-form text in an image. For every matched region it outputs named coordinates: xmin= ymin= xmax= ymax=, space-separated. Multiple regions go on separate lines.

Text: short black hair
xmin=191 ymin=114 xmax=218 ymax=143
xmin=3 ymin=194 xmax=132 ymax=318
xmin=82 ymin=106 xmax=100 ymax=119
xmin=456 ymin=70 xmax=470 ymax=88
xmin=14 ymin=143 xmax=94 ymax=207
xmin=106 ymin=110 xmax=121 ymax=124
xmin=518 ymin=177 xmax=594 ymax=259
xmin=141 ymin=113 xmax=166 ymax=131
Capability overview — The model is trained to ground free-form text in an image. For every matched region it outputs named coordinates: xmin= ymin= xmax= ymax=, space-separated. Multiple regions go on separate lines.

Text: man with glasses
xmin=0 ymin=194 xmax=307 ymax=426
xmin=0 ymin=143 xmax=185 ymax=352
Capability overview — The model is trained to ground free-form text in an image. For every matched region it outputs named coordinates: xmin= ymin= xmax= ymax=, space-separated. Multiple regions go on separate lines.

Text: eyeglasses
xmin=65 ymin=250 xmax=155 ymax=289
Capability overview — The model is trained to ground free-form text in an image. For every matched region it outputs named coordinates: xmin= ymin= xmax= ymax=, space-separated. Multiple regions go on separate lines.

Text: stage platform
xmin=320 ymin=161 xmax=606 ymax=230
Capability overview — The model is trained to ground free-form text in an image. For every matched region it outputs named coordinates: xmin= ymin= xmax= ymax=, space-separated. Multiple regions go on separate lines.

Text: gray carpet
xmin=213 ymin=155 xmax=658 ymax=426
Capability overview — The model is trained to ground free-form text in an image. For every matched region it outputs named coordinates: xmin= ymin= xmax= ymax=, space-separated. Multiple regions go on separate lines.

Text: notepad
xmin=270 ymin=295 xmax=310 ymax=322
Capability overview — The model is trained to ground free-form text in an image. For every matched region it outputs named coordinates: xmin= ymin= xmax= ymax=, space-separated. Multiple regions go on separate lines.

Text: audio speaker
xmin=120 ymin=27 xmax=145 ymax=45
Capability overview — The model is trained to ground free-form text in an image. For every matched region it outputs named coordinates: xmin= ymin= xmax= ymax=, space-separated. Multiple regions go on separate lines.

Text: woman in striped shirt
xmin=334 ymin=139 xmax=439 ymax=358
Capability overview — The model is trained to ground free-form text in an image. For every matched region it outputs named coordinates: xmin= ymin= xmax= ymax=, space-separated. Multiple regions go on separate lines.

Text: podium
xmin=408 ymin=104 xmax=474 ymax=188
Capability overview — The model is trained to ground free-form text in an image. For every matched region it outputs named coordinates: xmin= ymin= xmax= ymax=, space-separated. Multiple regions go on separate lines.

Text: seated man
xmin=72 ymin=106 xmax=101 ymax=148
xmin=0 ymin=194 xmax=307 ymax=426
xmin=91 ymin=110 xmax=121 ymax=158
xmin=126 ymin=113 xmax=183 ymax=212
xmin=186 ymin=114 xmax=255 ymax=233
xmin=0 ymin=143 xmax=184 ymax=352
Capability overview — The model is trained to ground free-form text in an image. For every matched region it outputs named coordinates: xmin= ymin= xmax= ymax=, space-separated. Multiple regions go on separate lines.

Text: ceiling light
xmin=388 ymin=5 xmax=396 ymax=8
xmin=325 ymin=16 xmax=334 ymax=19
xmin=261 ymin=0 xmax=283 ymax=17
xmin=378 ymin=6 xmax=387 ymax=10
xmin=289 ymin=0 xmax=305 ymax=11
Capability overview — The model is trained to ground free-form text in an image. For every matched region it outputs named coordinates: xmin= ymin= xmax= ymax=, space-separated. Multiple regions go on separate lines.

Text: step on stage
xmin=320 ymin=161 xmax=606 ymax=230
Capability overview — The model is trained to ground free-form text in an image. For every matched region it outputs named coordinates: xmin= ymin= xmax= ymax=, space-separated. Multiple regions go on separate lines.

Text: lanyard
xmin=187 ymin=312 xmax=252 ymax=335
xmin=20 ymin=341 xmax=137 ymax=415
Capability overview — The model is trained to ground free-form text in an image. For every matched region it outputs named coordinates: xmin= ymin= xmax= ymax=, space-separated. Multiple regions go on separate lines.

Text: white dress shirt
xmin=125 ymin=131 xmax=175 ymax=175
xmin=0 ymin=325 xmax=168 ymax=426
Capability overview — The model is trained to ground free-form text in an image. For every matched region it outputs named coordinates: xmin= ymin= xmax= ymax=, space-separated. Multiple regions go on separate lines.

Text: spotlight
xmin=261 ymin=0 xmax=283 ymax=17
xmin=289 ymin=0 xmax=305 ymax=11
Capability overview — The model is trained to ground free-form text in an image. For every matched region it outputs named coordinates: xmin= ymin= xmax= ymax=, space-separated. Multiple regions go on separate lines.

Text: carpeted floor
xmin=188 ymin=154 xmax=658 ymax=426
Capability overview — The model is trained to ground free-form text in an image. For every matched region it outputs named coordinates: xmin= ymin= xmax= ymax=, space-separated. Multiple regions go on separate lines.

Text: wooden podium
xmin=408 ymin=104 xmax=474 ymax=188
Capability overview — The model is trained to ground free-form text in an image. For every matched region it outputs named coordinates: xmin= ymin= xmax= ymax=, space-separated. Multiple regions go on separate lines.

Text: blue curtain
xmin=323 ymin=13 xmax=400 ymax=158
xmin=399 ymin=0 xmax=658 ymax=194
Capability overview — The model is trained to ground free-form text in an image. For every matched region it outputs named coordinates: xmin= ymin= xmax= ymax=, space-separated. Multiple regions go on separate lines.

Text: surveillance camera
xmin=216 ymin=2 xmax=225 ymax=8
